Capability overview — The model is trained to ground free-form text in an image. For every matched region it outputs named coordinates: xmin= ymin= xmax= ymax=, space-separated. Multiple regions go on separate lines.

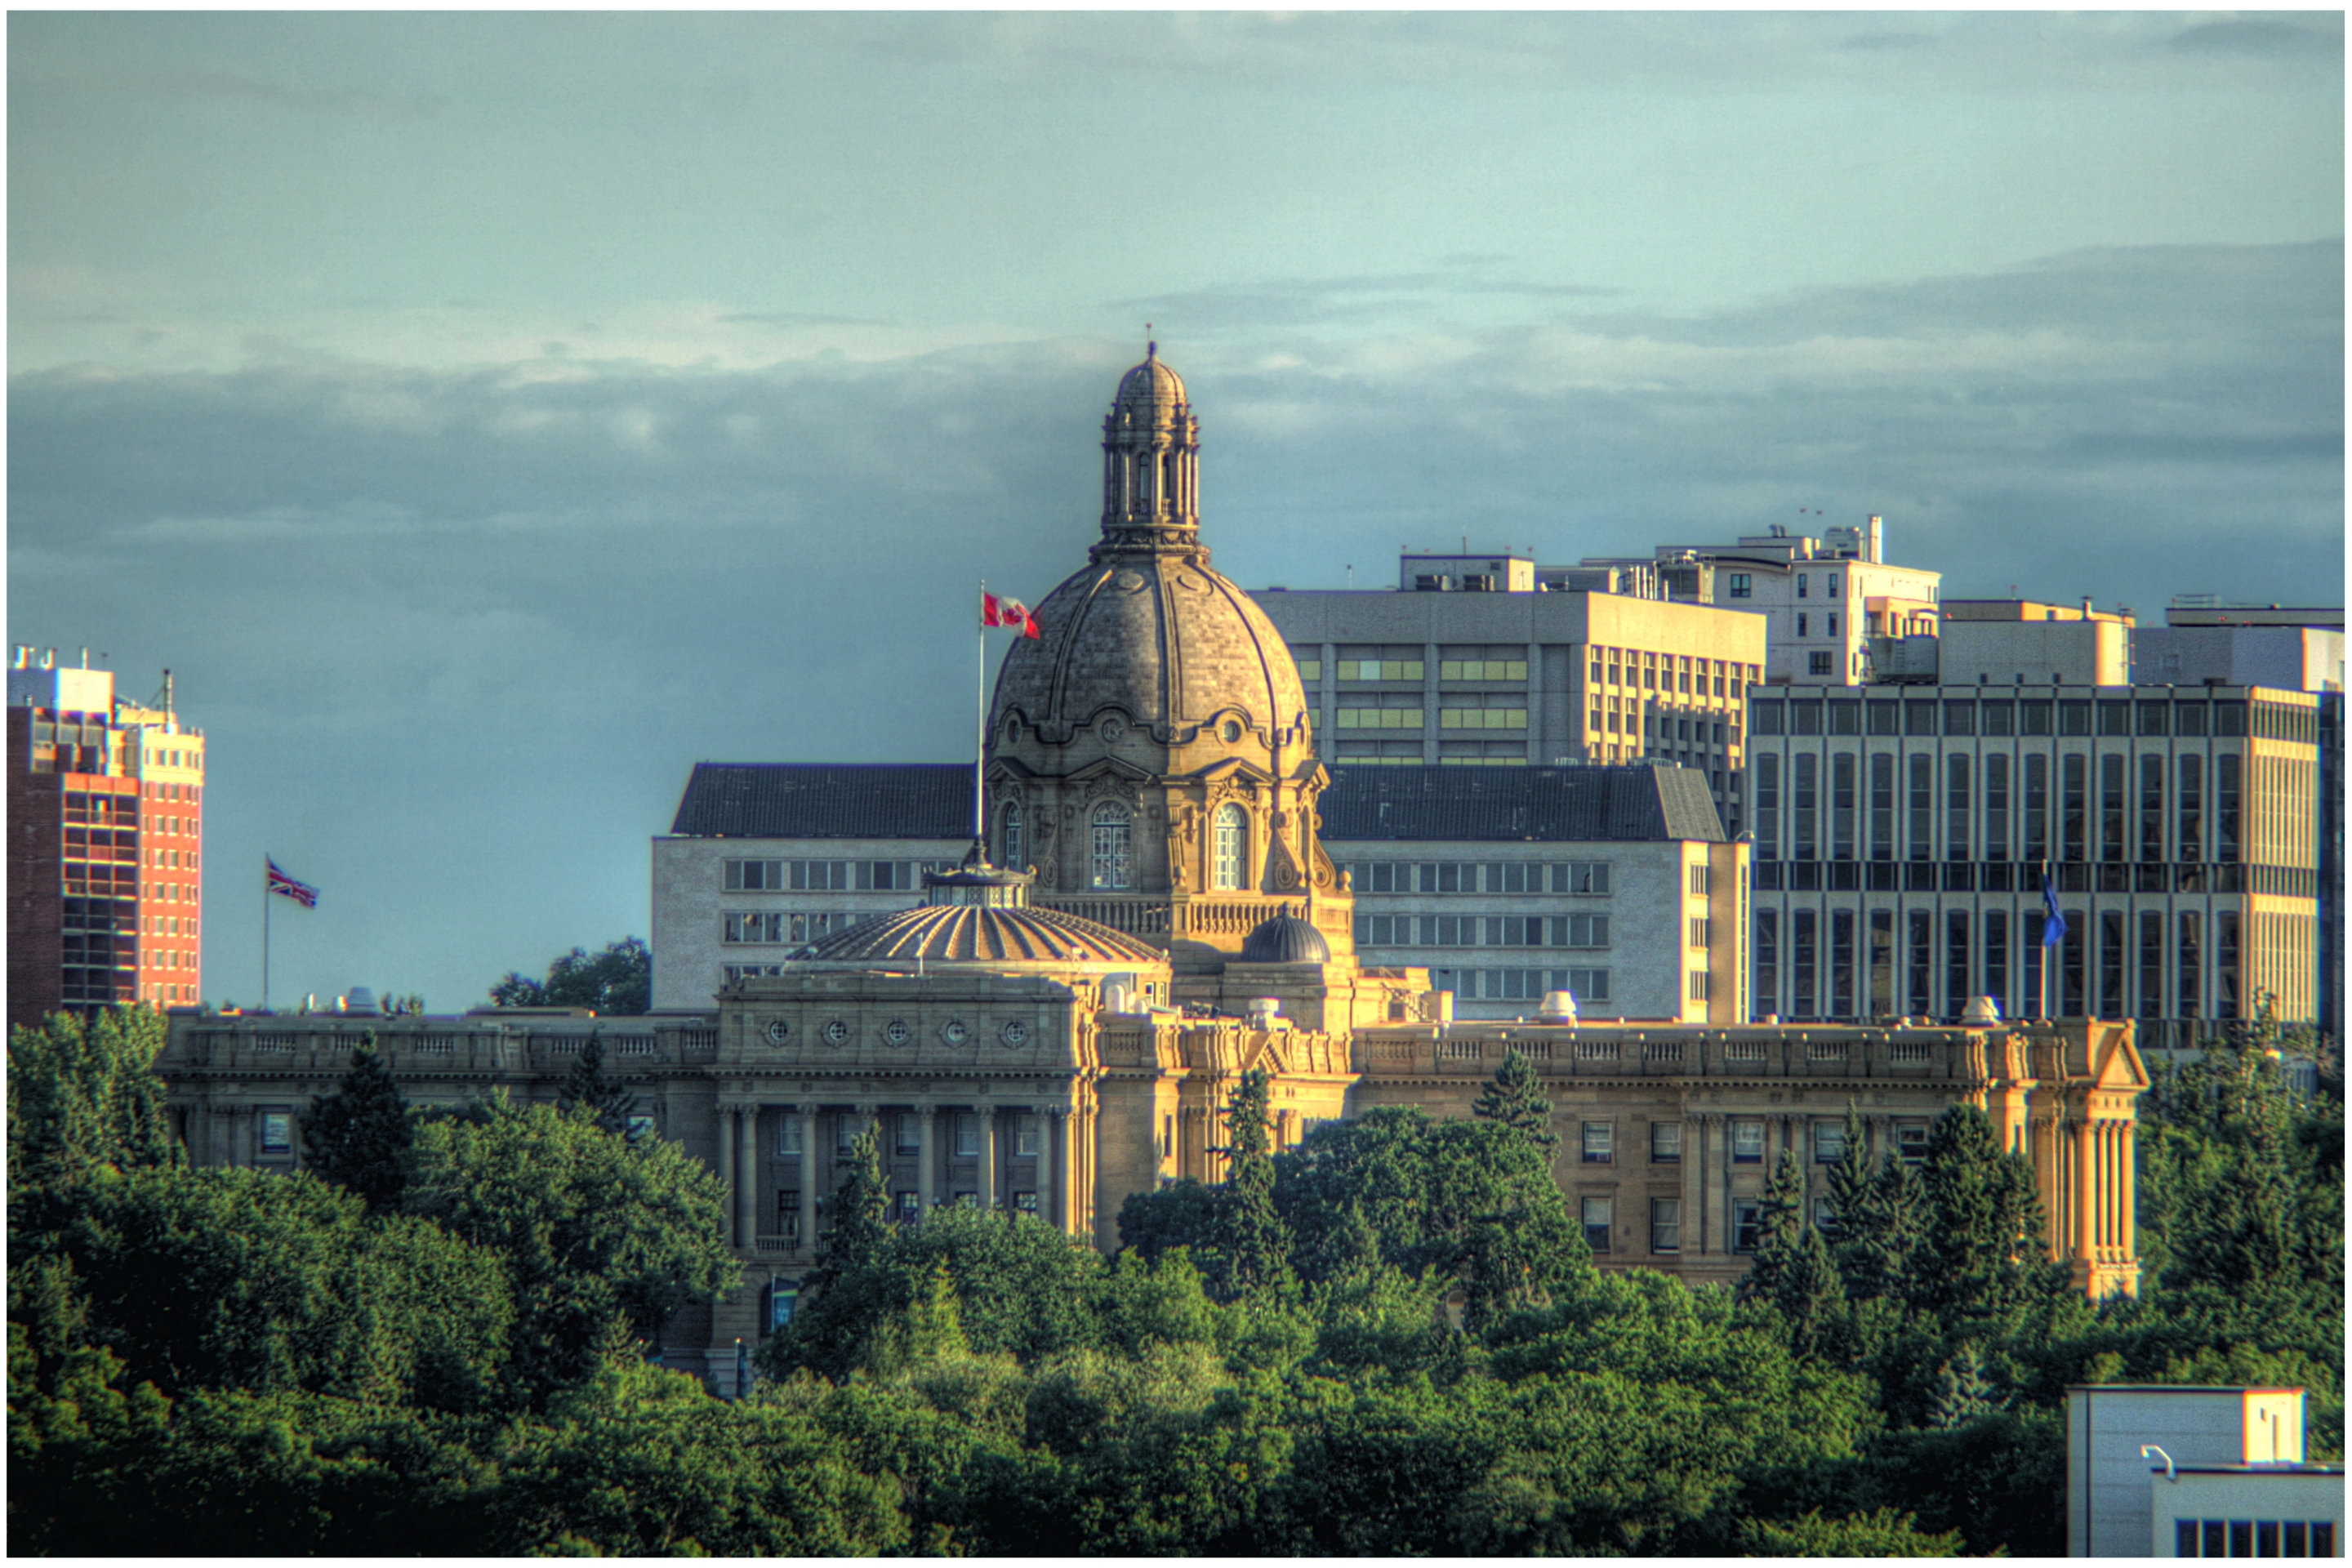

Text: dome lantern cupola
xmin=1098 ymin=341 xmax=1200 ymax=554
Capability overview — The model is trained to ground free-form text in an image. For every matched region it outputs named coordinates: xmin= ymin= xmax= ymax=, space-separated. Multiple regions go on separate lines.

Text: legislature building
xmin=157 ymin=348 xmax=2149 ymax=1392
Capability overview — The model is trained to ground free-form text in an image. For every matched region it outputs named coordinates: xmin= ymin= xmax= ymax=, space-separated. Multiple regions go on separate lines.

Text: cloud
xmin=2168 ymin=18 xmax=2343 ymax=60
xmin=8 ymin=240 xmax=2336 ymax=1008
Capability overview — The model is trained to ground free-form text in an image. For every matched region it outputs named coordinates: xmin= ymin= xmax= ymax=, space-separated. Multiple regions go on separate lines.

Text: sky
xmin=7 ymin=11 xmax=2343 ymax=1012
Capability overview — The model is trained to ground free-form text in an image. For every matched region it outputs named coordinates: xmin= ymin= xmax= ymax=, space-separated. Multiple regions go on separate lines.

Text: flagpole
xmin=975 ymin=579 xmax=987 ymax=849
xmin=262 ymin=854 xmax=271 ymax=1013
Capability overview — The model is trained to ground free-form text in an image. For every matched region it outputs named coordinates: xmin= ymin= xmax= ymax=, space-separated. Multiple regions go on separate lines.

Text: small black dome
xmin=1238 ymin=906 xmax=1331 ymax=964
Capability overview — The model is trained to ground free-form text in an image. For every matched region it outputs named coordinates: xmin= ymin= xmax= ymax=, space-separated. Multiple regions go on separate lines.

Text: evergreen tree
xmin=1472 ymin=1049 xmax=1557 ymax=1148
xmin=559 ymin=1034 xmax=639 ymax=1139
xmin=1927 ymin=1342 xmax=2005 ymax=1428
xmin=1842 ymin=1152 xmax=1929 ymax=1302
xmin=1915 ymin=1104 xmax=2059 ymax=1320
xmin=1214 ymin=1069 xmax=1293 ymax=1297
xmin=301 ymin=1038 xmax=414 ymax=1214
xmin=1737 ymin=1149 xmax=1810 ymax=1307
xmin=1776 ymin=1220 xmax=1846 ymax=1360
xmin=810 ymin=1125 xmax=893 ymax=1299
xmin=1823 ymin=1100 xmax=1874 ymax=1231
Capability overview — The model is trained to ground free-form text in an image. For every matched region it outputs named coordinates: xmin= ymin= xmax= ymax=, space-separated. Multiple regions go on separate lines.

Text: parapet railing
xmin=1351 ymin=1027 xmax=1980 ymax=1081
xmin=163 ymin=1015 xmax=725 ymax=1077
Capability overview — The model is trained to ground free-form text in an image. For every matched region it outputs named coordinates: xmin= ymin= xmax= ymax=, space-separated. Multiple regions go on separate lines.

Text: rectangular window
xmin=725 ymin=858 xmax=786 ymax=890
xmin=1985 ymin=910 xmax=2009 ymax=1021
xmin=1754 ymin=753 xmax=1781 ymax=862
xmin=1728 ymin=572 xmax=1751 ymax=599
xmin=1908 ymin=754 xmax=1934 ymax=861
xmin=1688 ymin=916 xmax=1712 ymax=949
xmin=1652 ymin=1121 xmax=1682 ymax=1163
xmin=2098 ymin=910 xmax=2124 ymax=1019
xmin=1908 ymin=909 xmax=1934 ymax=1017
xmin=897 ymin=1114 xmax=921 ymax=1156
xmin=2061 ymin=754 xmax=2087 ymax=862
xmin=2178 ymin=755 xmax=2203 ymax=862
xmin=2216 ymin=753 xmax=2240 ymax=861
xmin=1688 ymin=863 xmax=1713 ymax=895
xmin=1869 ymin=909 xmax=1895 ymax=1018
xmin=1813 ymin=1120 xmax=1846 ymax=1163
xmin=2138 ymin=911 xmax=2165 ymax=1019
xmin=1755 ymin=910 xmax=1780 ymax=1018
xmin=1793 ymin=909 xmax=1818 ymax=1018
xmin=1947 ymin=910 xmax=1971 ymax=1020
xmin=1733 ymin=1200 xmax=1762 ymax=1252
xmin=2099 ymin=754 xmax=2126 ymax=862
xmin=1650 ymin=1198 xmax=1682 ymax=1254
xmin=2137 ymin=754 xmax=2165 ymax=862
xmin=1944 ymin=700 xmax=1976 ymax=736
xmin=1581 ymin=1197 xmax=1612 ymax=1254
xmin=953 ymin=1115 xmax=980 ymax=1158
xmin=1981 ymin=701 xmax=2014 ymax=736
xmin=1725 ymin=1122 xmax=1764 ymax=1166
xmin=1895 ymin=1124 xmax=1928 ymax=1163
xmin=1015 ymin=1118 xmax=1039 ymax=1157
xmin=1947 ymin=755 xmax=1971 ymax=861
xmin=2175 ymin=702 xmax=2207 ymax=737
xmin=1752 ymin=700 xmax=1784 ymax=736
xmin=2062 ymin=913 xmax=2087 ymax=1016
xmin=1792 ymin=701 xmax=1822 ymax=735
xmin=1983 ymin=754 xmax=2010 ymax=862
xmin=1869 ymin=754 xmax=1894 ymax=862
xmin=1831 ymin=752 xmax=1856 ymax=861
xmin=2178 ymin=911 xmax=2202 ymax=1018
xmin=2216 ymin=911 xmax=2240 ymax=1018
xmin=1831 ymin=909 xmax=1855 ymax=1018
xmin=1581 ymin=1121 xmax=1612 ymax=1163
xmin=1793 ymin=753 xmax=1818 ymax=861
xmin=259 ymin=1110 xmax=292 ymax=1156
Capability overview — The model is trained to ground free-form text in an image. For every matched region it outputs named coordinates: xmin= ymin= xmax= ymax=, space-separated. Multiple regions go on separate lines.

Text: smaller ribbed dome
xmin=1112 ymin=343 xmax=1187 ymax=416
xmin=1237 ymin=906 xmax=1331 ymax=964
xmin=788 ymin=903 xmax=1169 ymax=973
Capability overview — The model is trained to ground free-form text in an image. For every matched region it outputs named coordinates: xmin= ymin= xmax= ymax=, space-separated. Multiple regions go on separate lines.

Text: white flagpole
xmin=261 ymin=855 xmax=271 ymax=1013
xmin=975 ymin=580 xmax=987 ymax=849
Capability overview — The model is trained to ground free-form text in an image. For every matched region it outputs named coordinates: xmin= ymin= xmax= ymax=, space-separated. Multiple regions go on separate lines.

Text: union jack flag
xmin=266 ymin=858 xmax=318 ymax=909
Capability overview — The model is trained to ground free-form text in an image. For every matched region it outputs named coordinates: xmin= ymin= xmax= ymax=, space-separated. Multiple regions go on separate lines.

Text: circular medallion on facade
xmin=764 ymin=1018 xmax=790 ymax=1045
xmin=1219 ymin=719 xmax=1242 ymax=742
xmin=822 ymin=1018 xmax=852 ymax=1047
xmin=882 ymin=1018 xmax=912 ymax=1047
xmin=1113 ymin=568 xmax=1147 ymax=591
xmin=1000 ymin=1019 xmax=1031 ymax=1048
xmin=941 ymin=1018 xmax=970 ymax=1046
xmin=1174 ymin=572 xmax=1209 ymax=594
xmin=1100 ymin=715 xmax=1126 ymax=742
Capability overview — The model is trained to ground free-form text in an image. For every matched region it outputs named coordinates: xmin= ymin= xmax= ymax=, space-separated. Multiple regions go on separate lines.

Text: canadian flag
xmin=983 ymin=591 xmax=1041 ymax=639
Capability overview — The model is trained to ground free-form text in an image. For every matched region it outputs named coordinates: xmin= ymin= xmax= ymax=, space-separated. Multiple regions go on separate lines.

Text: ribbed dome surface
xmin=1112 ymin=349 xmax=1187 ymax=416
xmin=1238 ymin=909 xmax=1332 ymax=964
xmin=790 ymin=903 xmax=1169 ymax=970
xmin=991 ymin=554 xmax=1308 ymax=746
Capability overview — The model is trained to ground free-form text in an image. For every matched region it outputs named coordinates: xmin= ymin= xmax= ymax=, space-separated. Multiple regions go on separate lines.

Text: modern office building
xmin=1253 ymin=556 xmax=1766 ymax=835
xmin=1573 ymin=514 xmax=1944 ymax=686
xmin=7 ymin=648 xmax=207 ymax=1027
xmin=2066 ymin=1384 xmax=2337 ymax=1557
xmin=1744 ymin=679 xmax=2324 ymax=1050
xmin=1321 ymin=763 xmax=1749 ymax=1023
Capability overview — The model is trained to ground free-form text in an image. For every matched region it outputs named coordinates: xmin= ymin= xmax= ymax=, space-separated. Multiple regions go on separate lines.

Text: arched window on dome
xmin=1213 ymin=803 xmax=1248 ymax=891
xmin=1090 ymin=802 xmax=1132 ymax=891
xmin=999 ymin=803 xmax=1025 ymax=873
xmin=1134 ymin=454 xmax=1155 ymax=513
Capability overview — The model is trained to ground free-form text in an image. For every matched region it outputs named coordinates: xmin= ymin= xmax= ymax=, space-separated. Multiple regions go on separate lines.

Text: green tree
xmin=555 ymin=1033 xmax=638 ymax=1139
xmin=1927 ymin=1342 xmax=2005 ymax=1429
xmin=808 ymin=1123 xmax=893 ymax=1301
xmin=8 ymin=1006 xmax=176 ymax=1199
xmin=488 ymin=937 xmax=651 ymax=1016
xmin=301 ymin=1039 xmax=413 ymax=1213
xmin=1215 ymin=1070 xmax=1292 ymax=1298
xmin=1737 ymin=1149 xmax=1811 ymax=1307
xmin=1736 ymin=1506 xmax=1969 ymax=1557
xmin=1915 ymin=1104 xmax=2060 ymax=1321
xmin=1472 ymin=1049 xmax=1557 ymax=1149
xmin=1776 ymin=1222 xmax=1847 ymax=1361
xmin=403 ymin=1097 xmax=737 ymax=1403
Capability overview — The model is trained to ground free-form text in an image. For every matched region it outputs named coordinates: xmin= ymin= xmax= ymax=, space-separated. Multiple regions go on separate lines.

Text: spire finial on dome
xmin=1145 ymin=324 xmax=1156 ymax=359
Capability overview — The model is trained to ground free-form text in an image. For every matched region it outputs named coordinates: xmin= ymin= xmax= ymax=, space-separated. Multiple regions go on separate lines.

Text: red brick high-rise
xmin=7 ymin=648 xmax=206 ymax=1031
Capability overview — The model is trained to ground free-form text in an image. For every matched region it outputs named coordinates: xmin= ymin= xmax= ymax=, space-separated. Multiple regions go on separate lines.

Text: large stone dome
xmin=788 ymin=902 xmax=1170 ymax=973
xmin=991 ymin=555 xmax=1309 ymax=749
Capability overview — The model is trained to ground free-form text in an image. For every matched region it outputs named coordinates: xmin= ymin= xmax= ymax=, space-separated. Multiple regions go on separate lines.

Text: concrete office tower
xmin=1570 ymin=513 xmax=1943 ymax=687
xmin=2065 ymin=1385 xmax=2332 ymax=1557
xmin=1253 ymin=557 xmax=1766 ymax=835
xmin=1745 ymin=679 xmax=2325 ymax=1052
xmin=7 ymin=648 xmax=207 ymax=1028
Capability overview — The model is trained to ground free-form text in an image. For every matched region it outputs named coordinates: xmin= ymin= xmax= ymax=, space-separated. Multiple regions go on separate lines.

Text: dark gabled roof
xmin=1321 ymin=764 xmax=1726 ymax=844
xmin=668 ymin=764 xmax=973 ymax=839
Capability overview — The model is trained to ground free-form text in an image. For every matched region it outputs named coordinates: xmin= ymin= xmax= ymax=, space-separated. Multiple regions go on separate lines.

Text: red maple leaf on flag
xmin=983 ymin=592 xmax=1041 ymax=639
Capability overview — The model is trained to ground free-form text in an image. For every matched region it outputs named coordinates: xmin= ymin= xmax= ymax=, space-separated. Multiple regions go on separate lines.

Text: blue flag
xmin=2041 ymin=873 xmax=2067 ymax=947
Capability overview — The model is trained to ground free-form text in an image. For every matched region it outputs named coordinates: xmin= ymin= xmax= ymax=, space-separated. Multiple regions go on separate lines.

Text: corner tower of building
xmin=987 ymin=345 xmax=1356 ymax=978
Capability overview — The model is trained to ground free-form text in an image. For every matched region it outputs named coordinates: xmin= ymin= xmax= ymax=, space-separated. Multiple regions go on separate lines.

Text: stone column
xmin=917 ymin=1105 xmax=938 ymax=1216
xmin=979 ymin=1104 xmax=998 ymax=1209
xmin=1036 ymin=1107 xmax=1058 ymax=1232
xmin=717 ymin=1105 xmax=738 ymax=1238
xmin=734 ymin=1107 xmax=758 ymax=1249
xmin=2072 ymin=1116 xmax=2096 ymax=1267
xmin=1699 ymin=1114 xmax=1726 ymax=1258
xmin=2120 ymin=1119 xmax=2136 ymax=1258
xmin=798 ymin=1106 xmax=818 ymax=1255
